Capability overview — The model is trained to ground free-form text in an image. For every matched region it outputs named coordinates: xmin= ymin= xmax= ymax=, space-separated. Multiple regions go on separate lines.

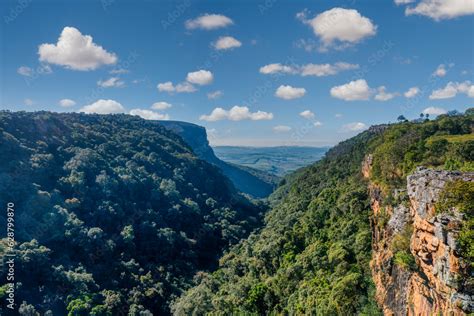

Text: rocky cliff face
xmin=365 ymin=157 xmax=474 ymax=315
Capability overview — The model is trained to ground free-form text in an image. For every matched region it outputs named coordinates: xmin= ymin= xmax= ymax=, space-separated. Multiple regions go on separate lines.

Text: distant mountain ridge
xmin=158 ymin=121 xmax=278 ymax=198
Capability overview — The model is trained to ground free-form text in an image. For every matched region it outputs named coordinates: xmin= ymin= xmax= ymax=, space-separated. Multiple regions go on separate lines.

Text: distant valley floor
xmin=213 ymin=146 xmax=329 ymax=177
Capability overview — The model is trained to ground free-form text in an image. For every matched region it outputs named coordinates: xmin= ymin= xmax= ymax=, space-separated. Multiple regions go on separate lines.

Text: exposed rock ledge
xmin=365 ymin=162 xmax=474 ymax=316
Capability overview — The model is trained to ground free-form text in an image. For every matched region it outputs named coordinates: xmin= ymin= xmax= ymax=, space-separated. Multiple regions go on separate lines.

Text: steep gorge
xmin=175 ymin=110 xmax=473 ymax=315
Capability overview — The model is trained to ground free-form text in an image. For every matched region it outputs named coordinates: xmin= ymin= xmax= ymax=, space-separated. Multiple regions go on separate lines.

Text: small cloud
xmin=275 ymin=85 xmax=306 ymax=100
xmin=429 ymin=81 xmax=474 ymax=99
xmin=38 ymin=26 xmax=117 ymax=71
xmin=130 ymin=109 xmax=169 ymax=120
xmin=200 ymin=106 xmax=273 ymax=121
xmin=330 ymin=79 xmax=372 ymax=101
xmin=185 ymin=14 xmax=233 ymax=30
xmin=213 ymin=36 xmax=242 ymax=50
xmin=298 ymin=8 xmax=377 ymax=51
xmin=422 ymin=106 xmax=447 ymax=116
xmin=299 ymin=110 xmax=315 ymax=119
xmin=404 ymin=86 xmax=420 ymax=98
xmin=59 ymin=99 xmax=76 ymax=107
xmin=109 ymin=68 xmax=129 ymax=74
xmin=186 ymin=70 xmax=213 ymax=85
xmin=259 ymin=63 xmax=297 ymax=75
xmin=97 ymin=77 xmax=125 ymax=88
xmin=17 ymin=64 xmax=52 ymax=77
xmin=151 ymin=102 xmax=172 ymax=110
xmin=404 ymin=0 xmax=474 ymax=20
xmin=342 ymin=122 xmax=367 ymax=132
xmin=79 ymin=99 xmax=125 ymax=114
xmin=273 ymin=125 xmax=292 ymax=132
xmin=394 ymin=0 xmax=414 ymax=5
xmin=300 ymin=62 xmax=359 ymax=77
xmin=17 ymin=66 xmax=33 ymax=77
xmin=313 ymin=121 xmax=323 ymax=127
xmin=207 ymin=90 xmax=223 ymax=99
xmin=157 ymin=81 xmax=196 ymax=93
xmin=374 ymin=86 xmax=399 ymax=101
xmin=24 ymin=98 xmax=34 ymax=106
xmin=259 ymin=62 xmax=358 ymax=77
xmin=335 ymin=113 xmax=343 ymax=118
xmin=432 ymin=64 xmax=449 ymax=77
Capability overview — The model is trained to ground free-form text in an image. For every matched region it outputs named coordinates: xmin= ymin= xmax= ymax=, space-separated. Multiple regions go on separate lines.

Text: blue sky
xmin=1 ymin=0 xmax=473 ymax=146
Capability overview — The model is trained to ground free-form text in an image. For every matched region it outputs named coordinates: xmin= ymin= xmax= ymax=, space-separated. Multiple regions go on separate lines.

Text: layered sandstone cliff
xmin=365 ymin=156 xmax=474 ymax=315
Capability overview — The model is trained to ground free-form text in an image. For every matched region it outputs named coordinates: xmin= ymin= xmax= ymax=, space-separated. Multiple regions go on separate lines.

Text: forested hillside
xmin=174 ymin=109 xmax=474 ymax=315
xmin=0 ymin=112 xmax=264 ymax=315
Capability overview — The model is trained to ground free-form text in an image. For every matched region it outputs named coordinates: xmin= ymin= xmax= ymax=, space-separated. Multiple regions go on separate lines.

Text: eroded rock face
xmin=366 ymin=162 xmax=474 ymax=315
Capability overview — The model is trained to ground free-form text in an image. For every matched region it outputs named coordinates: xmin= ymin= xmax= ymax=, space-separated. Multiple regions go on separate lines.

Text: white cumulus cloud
xmin=213 ymin=36 xmax=242 ymax=50
xmin=299 ymin=110 xmax=315 ymax=119
xmin=342 ymin=122 xmax=367 ymax=132
xmin=429 ymin=81 xmax=474 ymax=99
xmin=313 ymin=121 xmax=323 ymax=127
xmin=298 ymin=8 xmax=377 ymax=50
xmin=275 ymin=85 xmax=306 ymax=100
xmin=79 ymin=99 xmax=125 ymax=114
xmin=300 ymin=62 xmax=359 ymax=76
xmin=200 ymin=106 xmax=273 ymax=121
xmin=330 ymin=79 xmax=372 ymax=101
xmin=157 ymin=81 xmax=197 ymax=93
xmin=422 ymin=106 xmax=447 ymax=115
xmin=38 ymin=27 xmax=117 ymax=71
xmin=130 ymin=109 xmax=169 ymax=120
xmin=151 ymin=102 xmax=172 ymax=110
xmin=260 ymin=62 xmax=359 ymax=76
xmin=404 ymin=86 xmax=420 ymax=98
xmin=97 ymin=77 xmax=125 ymax=88
xmin=374 ymin=86 xmax=399 ymax=101
xmin=404 ymin=0 xmax=474 ymax=20
xmin=273 ymin=125 xmax=292 ymax=132
xmin=185 ymin=14 xmax=233 ymax=30
xmin=59 ymin=99 xmax=76 ymax=107
xmin=259 ymin=63 xmax=297 ymax=75
xmin=24 ymin=98 xmax=34 ymax=106
xmin=186 ymin=70 xmax=214 ymax=85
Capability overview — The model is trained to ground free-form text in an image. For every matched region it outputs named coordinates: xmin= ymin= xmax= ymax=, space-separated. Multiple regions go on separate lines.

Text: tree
xmin=397 ymin=115 xmax=407 ymax=122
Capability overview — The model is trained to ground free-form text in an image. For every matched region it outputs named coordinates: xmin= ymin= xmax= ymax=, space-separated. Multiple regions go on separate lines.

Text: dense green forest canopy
xmin=0 ymin=110 xmax=472 ymax=315
xmin=174 ymin=110 xmax=473 ymax=315
xmin=0 ymin=111 xmax=265 ymax=315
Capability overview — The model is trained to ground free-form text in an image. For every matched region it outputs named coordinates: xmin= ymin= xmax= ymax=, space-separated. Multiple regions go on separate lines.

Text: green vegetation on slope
xmin=0 ymin=111 xmax=265 ymax=315
xmin=369 ymin=112 xmax=473 ymax=192
xmin=174 ymin=110 xmax=473 ymax=315
xmin=173 ymin=128 xmax=382 ymax=315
